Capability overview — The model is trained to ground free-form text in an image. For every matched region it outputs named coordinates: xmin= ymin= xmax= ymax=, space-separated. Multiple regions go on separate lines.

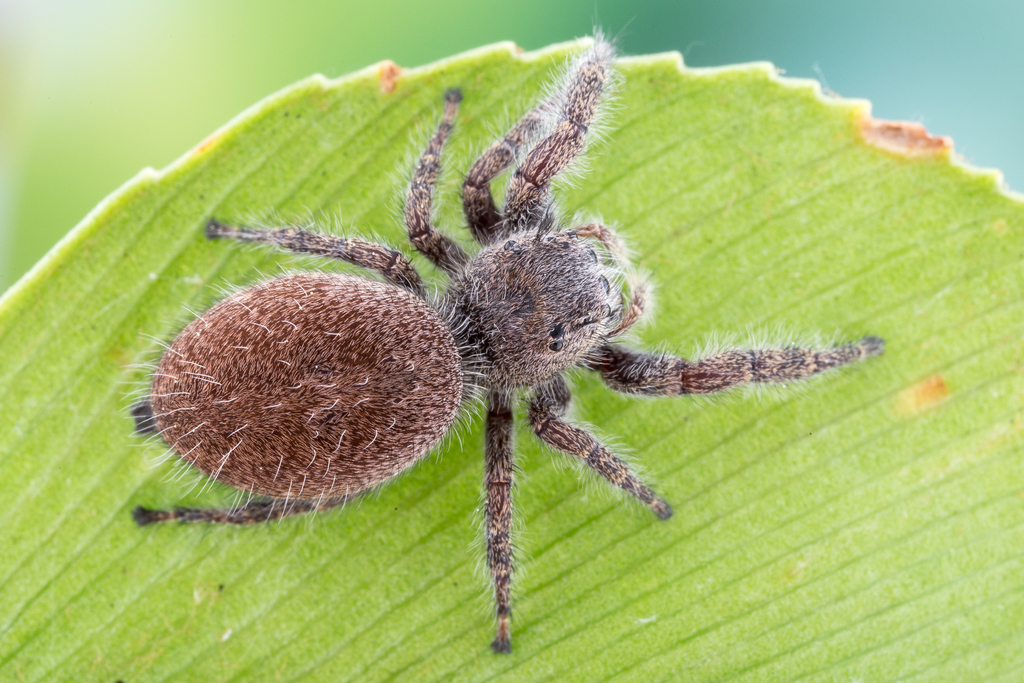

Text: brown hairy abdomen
xmin=150 ymin=273 xmax=462 ymax=499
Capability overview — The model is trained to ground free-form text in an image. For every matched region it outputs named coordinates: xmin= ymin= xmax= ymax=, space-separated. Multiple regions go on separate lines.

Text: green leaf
xmin=2 ymin=38 xmax=1023 ymax=682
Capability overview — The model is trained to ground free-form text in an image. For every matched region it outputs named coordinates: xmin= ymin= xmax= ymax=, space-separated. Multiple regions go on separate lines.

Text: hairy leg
xmin=485 ymin=390 xmax=516 ymax=653
xmin=404 ymin=89 xmax=469 ymax=275
xmin=462 ymin=102 xmax=548 ymax=244
xmin=590 ymin=336 xmax=885 ymax=396
xmin=503 ymin=40 xmax=615 ymax=231
xmin=206 ymin=220 xmax=425 ymax=297
xmin=133 ymin=493 xmax=356 ymax=526
xmin=528 ymin=376 xmax=672 ymax=520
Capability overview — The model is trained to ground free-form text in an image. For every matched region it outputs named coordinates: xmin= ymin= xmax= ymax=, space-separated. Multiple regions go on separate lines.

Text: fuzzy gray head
xmin=448 ymin=228 xmax=623 ymax=390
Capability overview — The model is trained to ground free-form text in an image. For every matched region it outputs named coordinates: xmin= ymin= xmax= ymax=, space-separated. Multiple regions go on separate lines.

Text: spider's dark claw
xmin=860 ymin=335 xmax=885 ymax=357
xmin=491 ymin=610 xmax=512 ymax=653
xmin=653 ymin=499 xmax=674 ymax=521
xmin=205 ymin=218 xmax=236 ymax=240
xmin=444 ymin=87 xmax=463 ymax=104
xmin=133 ymin=505 xmax=173 ymax=526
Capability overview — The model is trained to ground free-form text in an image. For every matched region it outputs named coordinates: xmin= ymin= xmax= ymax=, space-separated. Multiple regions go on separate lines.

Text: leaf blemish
xmin=378 ymin=60 xmax=402 ymax=94
xmin=897 ymin=374 xmax=950 ymax=415
xmin=860 ymin=116 xmax=953 ymax=157
xmin=192 ymin=130 xmax=225 ymax=156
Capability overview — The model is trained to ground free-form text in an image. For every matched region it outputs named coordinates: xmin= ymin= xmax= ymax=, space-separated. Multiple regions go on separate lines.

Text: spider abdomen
xmin=149 ymin=273 xmax=463 ymax=499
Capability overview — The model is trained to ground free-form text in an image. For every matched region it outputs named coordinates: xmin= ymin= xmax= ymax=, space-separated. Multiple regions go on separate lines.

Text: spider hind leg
xmin=133 ymin=495 xmax=355 ymax=526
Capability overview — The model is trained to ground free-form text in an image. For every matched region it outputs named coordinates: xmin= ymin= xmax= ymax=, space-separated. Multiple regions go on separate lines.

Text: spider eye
xmin=599 ymin=276 xmax=610 ymax=293
xmin=582 ymin=316 xmax=597 ymax=325
xmin=549 ymin=324 xmax=566 ymax=351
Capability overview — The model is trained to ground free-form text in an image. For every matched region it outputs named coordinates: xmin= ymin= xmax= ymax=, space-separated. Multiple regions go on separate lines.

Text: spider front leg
xmin=405 ymin=89 xmax=469 ymax=275
xmin=205 ymin=220 xmax=425 ymax=296
xmin=528 ymin=376 xmax=673 ymax=520
xmin=589 ymin=336 xmax=885 ymax=396
xmin=503 ymin=39 xmax=615 ymax=231
xmin=462 ymin=101 xmax=548 ymax=244
xmin=484 ymin=390 xmax=516 ymax=653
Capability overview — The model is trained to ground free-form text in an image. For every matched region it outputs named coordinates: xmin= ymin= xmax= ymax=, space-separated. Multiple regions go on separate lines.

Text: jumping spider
xmin=132 ymin=38 xmax=884 ymax=653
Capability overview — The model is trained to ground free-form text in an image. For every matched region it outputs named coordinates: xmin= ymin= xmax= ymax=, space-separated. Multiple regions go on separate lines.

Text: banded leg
xmin=485 ymin=390 xmax=516 ymax=653
xmin=462 ymin=102 xmax=548 ymax=244
xmin=589 ymin=336 xmax=885 ymax=396
xmin=528 ymin=376 xmax=673 ymax=520
xmin=503 ymin=39 xmax=615 ymax=231
xmin=133 ymin=494 xmax=356 ymax=526
xmin=404 ymin=89 xmax=469 ymax=275
xmin=206 ymin=220 xmax=425 ymax=297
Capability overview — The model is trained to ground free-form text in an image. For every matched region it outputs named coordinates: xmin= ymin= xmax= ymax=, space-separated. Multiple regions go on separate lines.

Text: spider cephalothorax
xmin=445 ymin=227 xmax=624 ymax=390
xmin=131 ymin=37 xmax=883 ymax=654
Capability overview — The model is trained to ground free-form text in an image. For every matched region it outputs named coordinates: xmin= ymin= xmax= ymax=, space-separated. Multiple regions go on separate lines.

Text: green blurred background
xmin=0 ymin=0 xmax=1021 ymax=292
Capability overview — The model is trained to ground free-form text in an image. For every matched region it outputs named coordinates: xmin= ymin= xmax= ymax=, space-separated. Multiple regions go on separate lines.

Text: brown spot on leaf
xmin=192 ymin=130 xmax=224 ymax=156
xmin=861 ymin=117 xmax=953 ymax=157
xmin=378 ymin=60 xmax=402 ymax=94
xmin=897 ymin=374 xmax=950 ymax=415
